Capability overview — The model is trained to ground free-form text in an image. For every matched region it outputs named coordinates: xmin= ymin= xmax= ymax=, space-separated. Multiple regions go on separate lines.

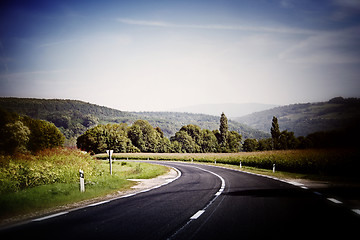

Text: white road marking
xmin=286 ymin=181 xmax=304 ymax=187
xmin=88 ymin=200 xmax=110 ymax=207
xmin=190 ymin=210 xmax=205 ymax=220
xmin=352 ymin=209 xmax=360 ymax=215
xmin=327 ymin=198 xmax=342 ymax=204
xmin=32 ymin=211 xmax=68 ymax=222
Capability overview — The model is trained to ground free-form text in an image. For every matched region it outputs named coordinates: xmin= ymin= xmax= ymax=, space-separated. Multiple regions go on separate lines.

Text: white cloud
xmin=117 ymin=18 xmax=315 ymax=35
xmin=278 ymin=27 xmax=360 ymax=64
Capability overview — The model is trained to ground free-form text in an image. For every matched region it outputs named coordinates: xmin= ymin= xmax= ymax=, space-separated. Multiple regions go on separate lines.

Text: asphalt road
xmin=1 ymin=162 xmax=359 ymax=240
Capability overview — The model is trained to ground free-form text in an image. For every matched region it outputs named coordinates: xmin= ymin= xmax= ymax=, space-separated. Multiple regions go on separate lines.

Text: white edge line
xmin=87 ymin=200 xmax=110 ymax=207
xmin=32 ymin=211 xmax=68 ymax=222
xmin=28 ymin=166 xmax=182 ymax=225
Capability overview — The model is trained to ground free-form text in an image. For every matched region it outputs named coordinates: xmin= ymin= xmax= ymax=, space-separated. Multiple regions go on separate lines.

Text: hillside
xmin=131 ymin=111 xmax=269 ymax=139
xmin=0 ymin=98 xmax=269 ymax=144
xmin=234 ymin=97 xmax=360 ymax=137
xmin=0 ymin=98 xmax=134 ymax=141
xmin=171 ymin=103 xmax=278 ymax=118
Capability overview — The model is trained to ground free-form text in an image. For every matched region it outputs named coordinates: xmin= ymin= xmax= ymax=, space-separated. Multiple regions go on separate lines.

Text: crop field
xmin=96 ymin=148 xmax=360 ymax=177
xmin=0 ymin=148 xmax=169 ymax=222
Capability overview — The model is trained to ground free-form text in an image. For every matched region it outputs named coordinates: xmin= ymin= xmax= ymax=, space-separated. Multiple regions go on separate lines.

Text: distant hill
xmin=131 ymin=111 xmax=269 ymax=139
xmin=172 ymin=103 xmax=278 ymax=118
xmin=234 ymin=97 xmax=360 ymax=137
xmin=0 ymin=98 xmax=269 ymax=144
xmin=0 ymin=98 xmax=134 ymax=142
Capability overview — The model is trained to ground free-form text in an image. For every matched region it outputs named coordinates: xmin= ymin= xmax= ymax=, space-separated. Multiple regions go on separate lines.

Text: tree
xmin=170 ymin=131 xmax=199 ymax=153
xmin=3 ymin=121 xmax=30 ymax=153
xmin=77 ymin=123 xmax=139 ymax=154
xmin=23 ymin=117 xmax=65 ymax=152
xmin=227 ymin=131 xmax=242 ymax=152
xmin=201 ymin=129 xmax=219 ymax=153
xmin=270 ymin=116 xmax=281 ymax=150
xmin=242 ymin=138 xmax=258 ymax=152
xmin=257 ymin=138 xmax=273 ymax=151
xmin=279 ymin=130 xmax=299 ymax=150
xmin=128 ymin=120 xmax=161 ymax=152
xmin=219 ymin=112 xmax=229 ymax=148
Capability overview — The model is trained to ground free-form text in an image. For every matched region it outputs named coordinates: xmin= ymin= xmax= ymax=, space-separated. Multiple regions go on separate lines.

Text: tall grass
xmin=0 ymin=148 xmax=96 ymax=194
xmin=0 ymin=149 xmax=169 ymax=221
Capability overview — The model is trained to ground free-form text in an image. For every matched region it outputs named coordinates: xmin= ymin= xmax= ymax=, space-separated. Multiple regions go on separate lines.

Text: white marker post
xmin=240 ymin=161 xmax=242 ymax=168
xmin=106 ymin=150 xmax=114 ymax=175
xmin=273 ymin=164 xmax=276 ymax=173
xmin=79 ymin=169 xmax=85 ymax=192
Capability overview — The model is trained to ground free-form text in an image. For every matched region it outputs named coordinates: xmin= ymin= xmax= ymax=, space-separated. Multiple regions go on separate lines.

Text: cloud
xmin=117 ymin=18 xmax=315 ymax=35
xmin=278 ymin=27 xmax=360 ymax=64
xmin=280 ymin=0 xmax=295 ymax=8
xmin=332 ymin=0 xmax=360 ymax=9
xmin=331 ymin=0 xmax=360 ymax=20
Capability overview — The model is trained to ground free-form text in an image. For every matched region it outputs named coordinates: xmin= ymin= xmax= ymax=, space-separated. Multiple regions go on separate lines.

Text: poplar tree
xmin=219 ymin=112 xmax=228 ymax=147
xmin=270 ymin=116 xmax=281 ymax=150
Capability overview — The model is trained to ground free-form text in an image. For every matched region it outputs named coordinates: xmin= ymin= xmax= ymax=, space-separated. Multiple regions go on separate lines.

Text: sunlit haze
xmin=1 ymin=0 xmax=360 ymax=111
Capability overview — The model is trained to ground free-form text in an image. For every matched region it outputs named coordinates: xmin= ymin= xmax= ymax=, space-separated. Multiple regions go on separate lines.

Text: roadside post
xmin=273 ymin=164 xmax=276 ymax=173
xmin=106 ymin=150 xmax=114 ymax=175
xmin=240 ymin=161 xmax=242 ymax=168
xmin=79 ymin=169 xmax=85 ymax=192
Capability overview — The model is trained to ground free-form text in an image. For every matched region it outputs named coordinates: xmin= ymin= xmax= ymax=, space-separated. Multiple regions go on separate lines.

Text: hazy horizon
xmin=1 ymin=0 xmax=360 ymax=111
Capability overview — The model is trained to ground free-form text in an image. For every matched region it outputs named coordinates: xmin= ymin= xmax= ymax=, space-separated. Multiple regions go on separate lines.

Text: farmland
xmin=96 ymin=148 xmax=360 ymax=178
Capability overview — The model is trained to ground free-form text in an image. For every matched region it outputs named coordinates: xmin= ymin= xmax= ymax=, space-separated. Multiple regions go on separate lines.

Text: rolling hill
xmin=171 ymin=103 xmax=278 ymax=118
xmin=234 ymin=97 xmax=360 ymax=137
xmin=0 ymin=98 xmax=269 ymax=145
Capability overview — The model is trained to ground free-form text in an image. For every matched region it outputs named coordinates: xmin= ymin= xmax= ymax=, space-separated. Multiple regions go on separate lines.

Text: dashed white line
xmin=190 ymin=210 xmax=205 ymax=220
xmin=327 ymin=198 xmax=342 ymax=204
xmin=352 ymin=209 xmax=360 ymax=215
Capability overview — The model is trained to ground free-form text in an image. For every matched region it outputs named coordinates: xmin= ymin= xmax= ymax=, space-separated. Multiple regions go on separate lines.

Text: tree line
xmin=0 ymin=108 xmax=65 ymax=154
xmin=242 ymin=116 xmax=358 ymax=152
xmin=77 ymin=113 xmax=242 ymax=154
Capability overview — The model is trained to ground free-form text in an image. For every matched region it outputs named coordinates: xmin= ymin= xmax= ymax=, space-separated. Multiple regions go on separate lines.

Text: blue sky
xmin=1 ymin=0 xmax=360 ymax=111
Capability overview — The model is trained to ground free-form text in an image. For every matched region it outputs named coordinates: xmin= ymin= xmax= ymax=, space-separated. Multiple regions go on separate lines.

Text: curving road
xmin=1 ymin=162 xmax=359 ymax=239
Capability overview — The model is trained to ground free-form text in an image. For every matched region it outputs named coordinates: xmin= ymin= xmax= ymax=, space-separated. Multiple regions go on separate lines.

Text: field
xmin=0 ymin=148 xmax=169 ymax=222
xmin=96 ymin=148 xmax=360 ymax=178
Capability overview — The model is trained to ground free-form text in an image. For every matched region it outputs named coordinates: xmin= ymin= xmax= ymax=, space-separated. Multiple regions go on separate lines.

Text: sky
xmin=0 ymin=0 xmax=360 ymax=111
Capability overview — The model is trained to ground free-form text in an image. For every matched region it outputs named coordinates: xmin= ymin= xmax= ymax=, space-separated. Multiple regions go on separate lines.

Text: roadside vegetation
xmin=0 ymin=148 xmax=169 ymax=221
xmin=95 ymin=149 xmax=360 ymax=180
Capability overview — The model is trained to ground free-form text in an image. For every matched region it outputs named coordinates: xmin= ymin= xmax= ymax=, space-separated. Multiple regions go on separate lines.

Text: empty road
xmin=1 ymin=162 xmax=359 ymax=239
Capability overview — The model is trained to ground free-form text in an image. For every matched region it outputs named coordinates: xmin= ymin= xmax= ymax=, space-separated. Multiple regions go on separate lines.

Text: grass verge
xmin=0 ymin=150 xmax=169 ymax=223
